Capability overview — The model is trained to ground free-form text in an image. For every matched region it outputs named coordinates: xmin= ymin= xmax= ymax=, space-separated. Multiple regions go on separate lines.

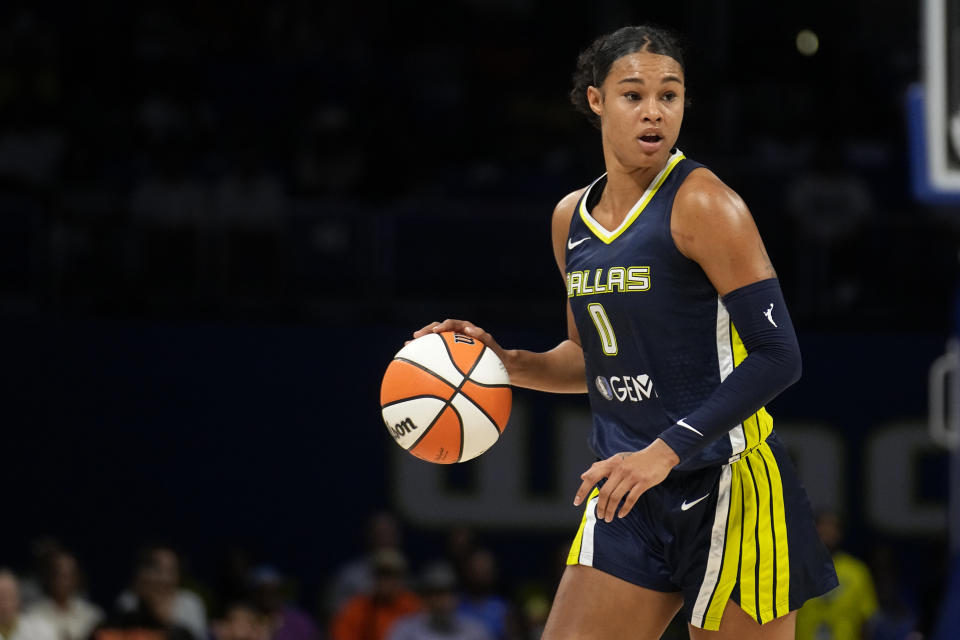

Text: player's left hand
xmin=573 ymin=438 xmax=680 ymax=522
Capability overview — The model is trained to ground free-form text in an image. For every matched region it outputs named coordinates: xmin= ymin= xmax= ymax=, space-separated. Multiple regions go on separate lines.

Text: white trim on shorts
xmin=577 ymin=492 xmax=600 ymax=566
xmin=690 ymin=463 xmax=733 ymax=627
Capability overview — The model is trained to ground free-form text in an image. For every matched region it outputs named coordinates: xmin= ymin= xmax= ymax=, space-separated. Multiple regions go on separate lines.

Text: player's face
xmin=588 ymin=50 xmax=685 ymax=170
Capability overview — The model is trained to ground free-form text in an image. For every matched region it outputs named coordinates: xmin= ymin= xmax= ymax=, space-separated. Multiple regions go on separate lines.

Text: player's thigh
xmin=541 ymin=564 xmax=683 ymax=640
xmin=687 ymin=599 xmax=796 ymax=640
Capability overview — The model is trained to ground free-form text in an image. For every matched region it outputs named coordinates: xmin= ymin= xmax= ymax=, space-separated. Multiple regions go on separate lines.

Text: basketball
xmin=380 ymin=331 xmax=512 ymax=464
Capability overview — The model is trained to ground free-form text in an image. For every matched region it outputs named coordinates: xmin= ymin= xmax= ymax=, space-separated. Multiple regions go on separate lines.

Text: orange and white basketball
xmin=380 ymin=331 xmax=512 ymax=464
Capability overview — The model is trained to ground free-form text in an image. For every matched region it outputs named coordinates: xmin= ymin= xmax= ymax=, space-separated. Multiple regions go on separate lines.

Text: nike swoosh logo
xmin=677 ymin=419 xmax=704 ymax=437
xmin=567 ymin=237 xmax=589 ymax=250
xmin=681 ymin=493 xmax=710 ymax=511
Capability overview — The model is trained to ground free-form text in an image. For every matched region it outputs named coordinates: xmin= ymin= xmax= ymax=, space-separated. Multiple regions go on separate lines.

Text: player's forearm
xmin=503 ymin=339 xmax=587 ymax=393
xmin=658 ymin=278 xmax=801 ymax=464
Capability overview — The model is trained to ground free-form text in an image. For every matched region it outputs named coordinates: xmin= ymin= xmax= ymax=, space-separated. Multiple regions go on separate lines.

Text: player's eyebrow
xmin=617 ymin=75 xmax=684 ymax=85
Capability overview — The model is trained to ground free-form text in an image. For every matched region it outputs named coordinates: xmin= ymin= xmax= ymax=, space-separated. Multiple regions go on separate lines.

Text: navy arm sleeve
xmin=657 ymin=278 xmax=802 ymax=464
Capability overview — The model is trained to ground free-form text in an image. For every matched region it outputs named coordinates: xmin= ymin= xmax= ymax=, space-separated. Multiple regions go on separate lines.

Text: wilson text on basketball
xmin=390 ymin=417 xmax=418 ymax=440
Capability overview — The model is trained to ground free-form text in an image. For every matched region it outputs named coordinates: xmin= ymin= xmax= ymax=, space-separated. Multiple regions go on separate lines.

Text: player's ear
xmin=587 ymin=86 xmax=603 ymax=118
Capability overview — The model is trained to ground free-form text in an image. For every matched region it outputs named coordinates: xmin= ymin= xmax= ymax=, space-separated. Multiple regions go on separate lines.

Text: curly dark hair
xmin=570 ymin=25 xmax=686 ymax=129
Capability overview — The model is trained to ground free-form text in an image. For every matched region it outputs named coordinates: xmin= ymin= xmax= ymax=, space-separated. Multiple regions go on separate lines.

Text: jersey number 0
xmin=587 ymin=303 xmax=618 ymax=356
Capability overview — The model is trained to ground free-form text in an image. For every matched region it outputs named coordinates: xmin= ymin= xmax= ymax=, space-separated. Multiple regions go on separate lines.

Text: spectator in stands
xmin=387 ymin=562 xmax=490 ymax=640
xmin=0 ymin=569 xmax=57 ymax=640
xmin=330 ymin=549 xmax=421 ymax=640
xmin=868 ymin=544 xmax=921 ymax=640
xmin=16 ymin=537 xmax=63 ymax=609
xmin=796 ymin=510 xmax=878 ymax=640
xmin=212 ymin=548 xmax=255 ymax=615
xmin=210 ymin=601 xmax=270 ymax=640
xmin=454 ymin=550 xmax=510 ymax=640
xmin=26 ymin=550 xmax=104 ymax=640
xmin=115 ymin=545 xmax=207 ymax=640
xmin=247 ymin=566 xmax=318 ymax=640
xmin=443 ymin=528 xmax=476 ymax=589
xmin=95 ymin=587 xmax=192 ymax=640
xmin=327 ymin=512 xmax=405 ymax=614
xmin=930 ymin=551 xmax=960 ymax=640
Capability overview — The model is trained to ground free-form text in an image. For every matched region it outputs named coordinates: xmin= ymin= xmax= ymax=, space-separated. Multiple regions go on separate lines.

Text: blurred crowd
xmin=0 ymin=515 xmax=559 ymax=640
xmin=0 ymin=510 xmax=945 ymax=640
xmin=0 ymin=1 xmax=956 ymax=329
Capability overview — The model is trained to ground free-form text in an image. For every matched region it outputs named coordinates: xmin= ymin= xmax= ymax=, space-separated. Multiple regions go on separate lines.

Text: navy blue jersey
xmin=566 ymin=150 xmax=773 ymax=469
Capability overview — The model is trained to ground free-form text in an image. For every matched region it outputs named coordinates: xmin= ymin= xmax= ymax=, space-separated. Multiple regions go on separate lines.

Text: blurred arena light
xmin=795 ymin=29 xmax=819 ymax=56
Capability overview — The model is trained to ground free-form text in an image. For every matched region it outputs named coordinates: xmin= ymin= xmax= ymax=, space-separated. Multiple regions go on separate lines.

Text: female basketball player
xmin=413 ymin=25 xmax=837 ymax=639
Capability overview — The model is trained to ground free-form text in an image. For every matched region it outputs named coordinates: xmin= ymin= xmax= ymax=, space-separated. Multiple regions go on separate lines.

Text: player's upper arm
xmin=671 ymin=169 xmax=776 ymax=297
xmin=551 ymin=188 xmax=585 ymax=346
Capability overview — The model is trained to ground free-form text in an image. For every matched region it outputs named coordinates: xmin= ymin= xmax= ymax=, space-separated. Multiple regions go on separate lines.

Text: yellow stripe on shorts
xmin=738 ymin=454 xmax=760 ymax=622
xmin=699 ymin=441 xmax=791 ymax=629
xmin=759 ymin=442 xmax=791 ymax=617
xmin=750 ymin=455 xmax=775 ymax=622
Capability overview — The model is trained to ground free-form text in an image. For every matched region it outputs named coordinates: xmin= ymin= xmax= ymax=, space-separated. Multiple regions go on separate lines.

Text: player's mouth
xmin=637 ymin=132 xmax=664 ymax=152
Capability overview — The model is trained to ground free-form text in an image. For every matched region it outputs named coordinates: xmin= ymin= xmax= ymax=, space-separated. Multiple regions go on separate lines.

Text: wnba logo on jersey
xmin=595 ymin=374 xmax=657 ymax=402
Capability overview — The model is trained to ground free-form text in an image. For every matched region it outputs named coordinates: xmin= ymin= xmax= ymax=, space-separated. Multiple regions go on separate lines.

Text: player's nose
xmin=640 ymin=97 xmax=662 ymax=121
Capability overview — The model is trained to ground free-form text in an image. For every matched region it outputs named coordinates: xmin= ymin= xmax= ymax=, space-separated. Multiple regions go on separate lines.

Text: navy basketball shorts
xmin=566 ymin=432 xmax=838 ymax=630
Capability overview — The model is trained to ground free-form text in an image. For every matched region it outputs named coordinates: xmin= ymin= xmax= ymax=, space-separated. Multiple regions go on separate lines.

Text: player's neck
xmin=599 ymin=160 xmax=665 ymax=215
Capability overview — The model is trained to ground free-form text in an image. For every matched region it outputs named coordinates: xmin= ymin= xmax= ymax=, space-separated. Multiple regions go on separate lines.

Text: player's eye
xmin=624 ymin=92 xmax=640 ymax=101
xmin=662 ymin=92 xmax=677 ymax=102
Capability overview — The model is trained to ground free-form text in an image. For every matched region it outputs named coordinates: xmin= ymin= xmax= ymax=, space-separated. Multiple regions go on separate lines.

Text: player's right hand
xmin=411 ymin=319 xmax=510 ymax=368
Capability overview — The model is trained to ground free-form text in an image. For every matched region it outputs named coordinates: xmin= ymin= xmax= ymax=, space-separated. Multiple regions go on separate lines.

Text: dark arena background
xmin=2 ymin=1 xmax=959 ymax=639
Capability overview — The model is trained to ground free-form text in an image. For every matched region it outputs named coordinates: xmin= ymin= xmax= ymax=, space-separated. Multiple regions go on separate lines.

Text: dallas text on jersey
xmin=566 ymin=266 xmax=651 ymax=297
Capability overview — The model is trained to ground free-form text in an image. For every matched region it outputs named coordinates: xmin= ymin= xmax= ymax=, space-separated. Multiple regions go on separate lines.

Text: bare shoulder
xmin=672 ymin=167 xmax=776 ymax=291
xmin=551 ymin=188 xmax=586 ymax=233
xmin=674 ymin=168 xmax=753 ymax=230
xmin=672 ymin=168 xmax=759 ymax=257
